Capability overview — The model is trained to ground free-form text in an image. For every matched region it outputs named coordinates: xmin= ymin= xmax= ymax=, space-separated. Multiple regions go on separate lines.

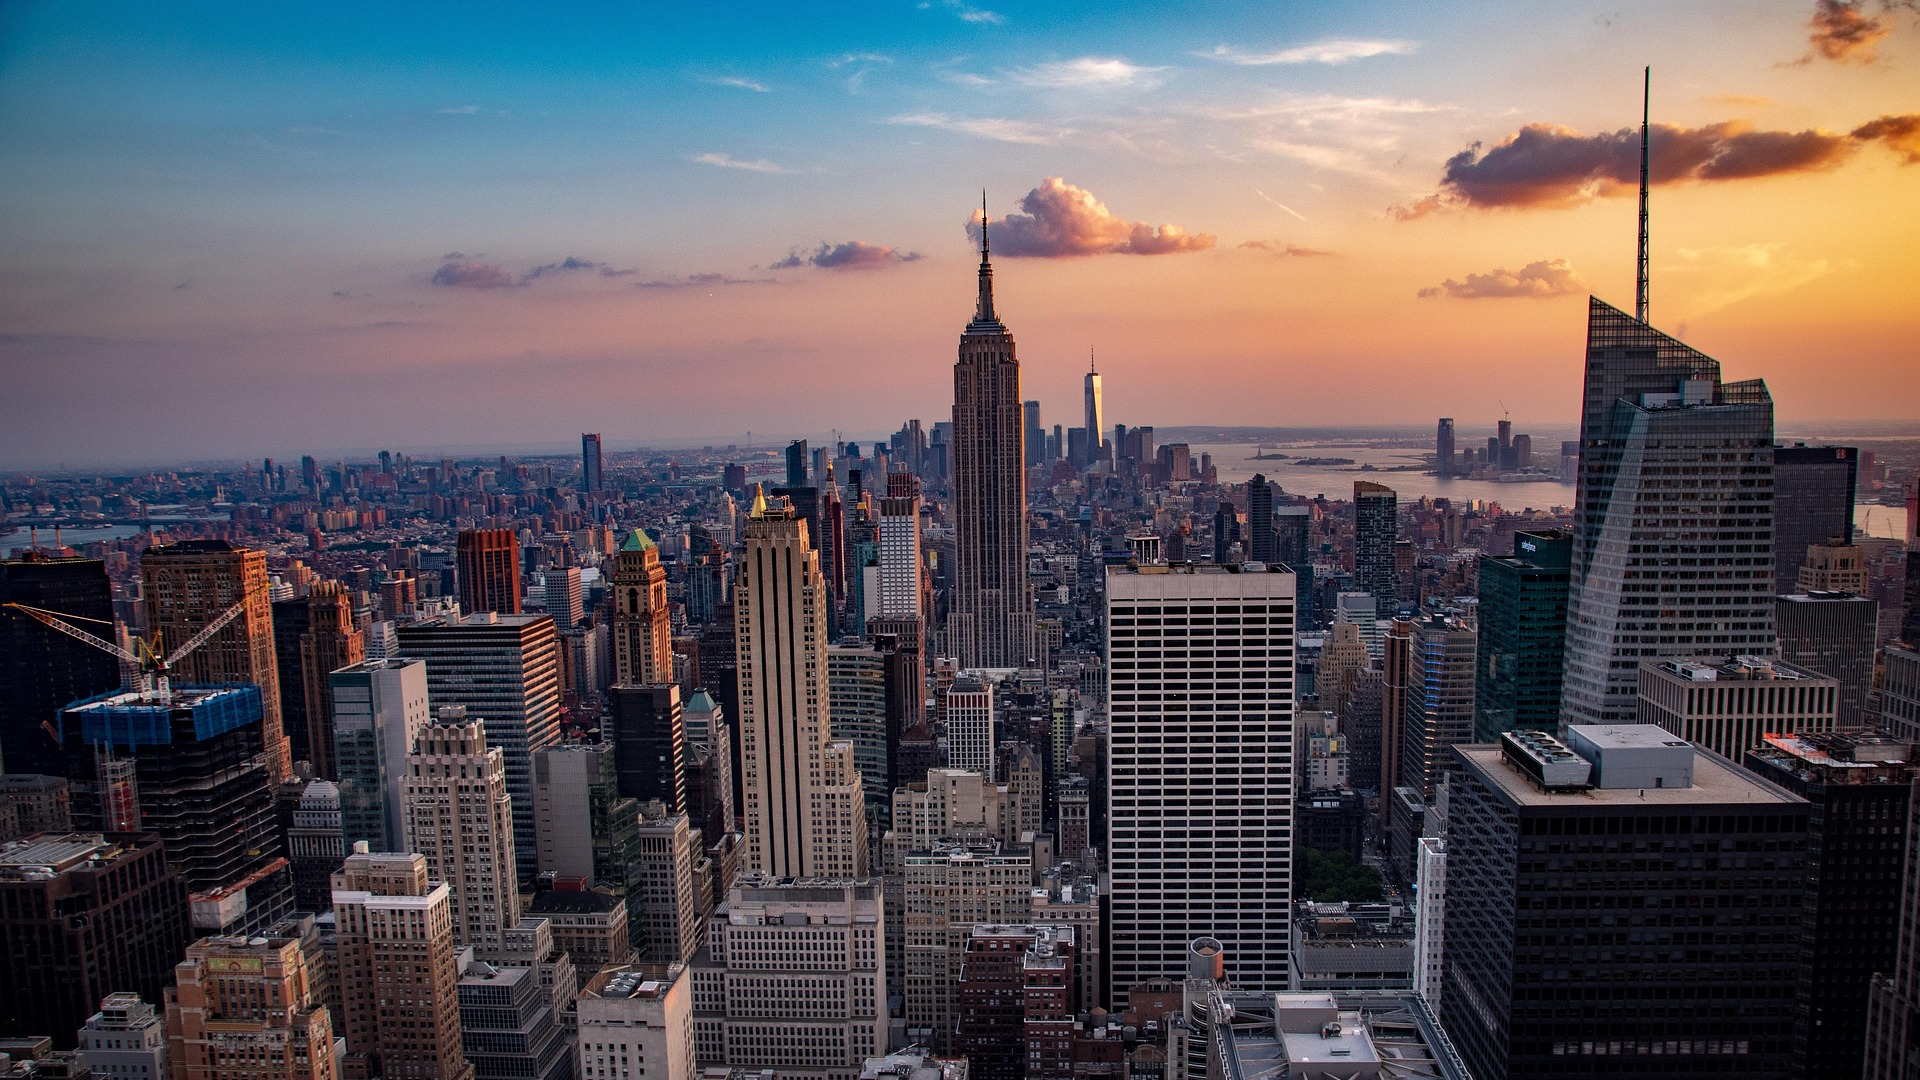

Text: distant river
xmin=1198 ymin=442 xmax=1907 ymax=540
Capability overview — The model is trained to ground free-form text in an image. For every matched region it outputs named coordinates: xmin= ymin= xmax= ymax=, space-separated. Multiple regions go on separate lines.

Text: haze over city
xmin=3 ymin=0 xmax=1918 ymax=469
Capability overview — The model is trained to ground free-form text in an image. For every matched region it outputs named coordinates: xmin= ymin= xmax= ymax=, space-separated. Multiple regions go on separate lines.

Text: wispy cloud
xmin=692 ymin=152 xmax=792 ymax=173
xmin=967 ymin=177 xmax=1214 ymax=257
xmin=1254 ymin=190 xmax=1307 ymax=221
xmin=701 ymin=75 xmax=771 ymax=93
xmin=1799 ymin=0 xmax=1903 ymax=64
xmin=888 ymin=113 xmax=1066 ymax=144
xmin=1239 ymin=240 xmax=1331 ymax=257
xmin=634 ymin=272 xmax=774 ymax=289
xmin=1203 ymin=39 xmax=1418 ymax=65
xmin=521 ymin=257 xmax=612 ymax=284
xmin=1419 ymin=259 xmax=1586 ymax=299
xmin=432 ymin=262 xmax=515 ymax=289
xmin=436 ymin=105 xmax=479 ymax=115
xmin=1010 ymin=57 xmax=1166 ymax=89
xmin=827 ymin=51 xmax=894 ymax=91
xmin=772 ymin=241 xmax=924 ymax=271
xmin=1671 ymin=243 xmax=1842 ymax=315
xmin=919 ymin=0 xmax=1005 ymax=23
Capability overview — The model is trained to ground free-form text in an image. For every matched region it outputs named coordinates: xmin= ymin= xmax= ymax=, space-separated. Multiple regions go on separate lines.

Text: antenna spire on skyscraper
xmin=974 ymin=190 xmax=997 ymax=324
xmin=1636 ymin=66 xmax=1651 ymax=324
xmin=1090 ymin=346 xmax=1096 ymax=374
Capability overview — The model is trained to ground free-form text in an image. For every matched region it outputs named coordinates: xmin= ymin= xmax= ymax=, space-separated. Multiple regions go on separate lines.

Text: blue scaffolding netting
xmin=62 ymin=684 xmax=263 ymax=748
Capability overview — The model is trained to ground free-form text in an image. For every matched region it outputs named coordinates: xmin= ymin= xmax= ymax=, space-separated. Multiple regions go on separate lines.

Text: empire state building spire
xmin=973 ymin=191 xmax=998 ymax=327
xmin=950 ymin=192 xmax=1036 ymax=669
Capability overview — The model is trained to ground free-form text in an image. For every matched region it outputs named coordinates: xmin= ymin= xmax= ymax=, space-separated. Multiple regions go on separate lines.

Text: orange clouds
xmin=967 ymin=178 xmax=1215 ymax=257
xmin=1396 ymin=114 xmax=1920 ymax=212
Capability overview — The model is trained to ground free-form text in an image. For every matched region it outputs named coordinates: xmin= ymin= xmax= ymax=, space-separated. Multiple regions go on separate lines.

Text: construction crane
xmin=4 ymin=579 xmax=268 ymax=703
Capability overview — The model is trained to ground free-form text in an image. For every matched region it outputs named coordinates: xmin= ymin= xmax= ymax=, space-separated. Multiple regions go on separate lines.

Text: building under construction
xmin=59 ymin=684 xmax=290 ymax=936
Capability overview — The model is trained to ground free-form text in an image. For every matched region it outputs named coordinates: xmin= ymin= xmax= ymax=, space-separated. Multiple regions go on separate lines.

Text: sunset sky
xmin=2 ymin=1 xmax=1916 ymax=468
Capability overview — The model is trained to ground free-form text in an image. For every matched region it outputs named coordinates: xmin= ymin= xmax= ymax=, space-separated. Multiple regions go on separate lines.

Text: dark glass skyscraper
xmin=1353 ymin=481 xmax=1398 ymax=615
xmin=1436 ymin=418 xmax=1456 ymax=476
xmin=1563 ymin=298 xmax=1776 ymax=725
xmin=582 ymin=431 xmax=604 ymax=491
xmin=948 ymin=210 xmax=1035 ymax=668
xmin=1247 ymin=474 xmax=1275 ymax=564
xmin=1745 ymin=732 xmax=1917 ymax=1080
xmin=1445 ymin=728 xmax=1807 ymax=1079
xmin=1474 ymin=530 xmax=1571 ymax=741
xmin=0 ymin=555 xmax=120 ymax=777
xmin=1773 ymin=444 xmax=1856 ymax=594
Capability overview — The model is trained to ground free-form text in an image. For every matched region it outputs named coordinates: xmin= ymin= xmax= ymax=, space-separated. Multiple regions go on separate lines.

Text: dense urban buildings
xmin=140 ymin=540 xmax=292 ymax=781
xmin=0 ymin=144 xmax=1909 ymax=1080
xmin=398 ymin=611 xmax=562 ymax=882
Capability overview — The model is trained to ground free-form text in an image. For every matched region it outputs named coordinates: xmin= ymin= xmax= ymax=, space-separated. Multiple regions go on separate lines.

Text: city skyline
xmin=4 ymin=1 xmax=1918 ymax=468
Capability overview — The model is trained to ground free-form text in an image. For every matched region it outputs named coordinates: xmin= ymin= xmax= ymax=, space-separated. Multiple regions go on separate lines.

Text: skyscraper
xmin=734 ymin=491 xmax=868 ymax=879
xmin=1353 ymin=482 xmax=1398 ymax=616
xmin=1746 ymin=732 xmax=1918 ymax=1080
xmin=1084 ymin=354 xmax=1104 ymax=464
xmin=1773 ymin=444 xmax=1856 ymax=594
xmin=165 ymin=932 xmax=338 ymax=1080
xmin=690 ymin=879 xmax=887 ymax=1075
xmin=1562 ymin=298 xmax=1777 ymax=726
xmin=299 ymin=581 xmax=363 ymax=780
xmin=877 ymin=470 xmax=924 ymax=621
xmin=582 ymin=432 xmax=604 ymax=492
xmin=140 ymin=539 xmax=291 ymax=781
xmin=607 ymin=683 xmax=687 ymax=812
xmin=786 ymin=439 xmax=809 ymax=487
xmin=1023 ymin=400 xmax=1044 ymax=468
xmin=332 ymin=850 xmax=471 ymax=1080
xmin=1474 ymin=530 xmax=1571 ymax=741
xmin=1248 ymin=475 xmax=1275 ymax=564
xmin=1399 ymin=612 xmax=1477 ymax=801
xmin=456 ymin=528 xmax=522 ymax=616
xmin=1435 ymin=418 xmax=1455 ymax=477
xmin=0 ymin=833 xmax=189 ymax=1049
xmin=1445 ymin=727 xmax=1807 ymax=1080
xmin=948 ymin=211 xmax=1037 ymax=669
xmin=398 ymin=612 xmax=562 ymax=883
xmin=403 ymin=713 xmax=520 ymax=956
xmin=541 ymin=566 xmax=583 ymax=633
xmin=1106 ymin=562 xmax=1296 ymax=1000
xmin=0 ymin=555 xmax=120 ymax=778
xmin=1777 ymin=591 xmax=1879 ymax=727
xmin=331 ymin=657 xmax=432 ymax=853
xmin=611 ymin=527 xmax=672 ymax=685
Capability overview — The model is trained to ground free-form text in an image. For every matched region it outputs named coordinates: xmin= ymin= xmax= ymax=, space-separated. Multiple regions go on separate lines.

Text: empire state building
xmin=949 ymin=206 xmax=1037 ymax=668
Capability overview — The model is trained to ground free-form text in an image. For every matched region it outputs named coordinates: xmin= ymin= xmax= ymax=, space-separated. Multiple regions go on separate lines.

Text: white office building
xmin=1106 ymin=563 xmax=1296 ymax=1002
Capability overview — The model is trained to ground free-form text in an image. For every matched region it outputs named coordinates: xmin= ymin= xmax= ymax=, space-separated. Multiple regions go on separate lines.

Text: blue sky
xmin=2 ymin=1 xmax=1915 ymax=466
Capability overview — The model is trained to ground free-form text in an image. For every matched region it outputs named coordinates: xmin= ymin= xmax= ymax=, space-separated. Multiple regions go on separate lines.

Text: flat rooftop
xmin=0 ymin=833 xmax=125 ymax=876
xmin=1458 ymin=744 xmax=1802 ymax=808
